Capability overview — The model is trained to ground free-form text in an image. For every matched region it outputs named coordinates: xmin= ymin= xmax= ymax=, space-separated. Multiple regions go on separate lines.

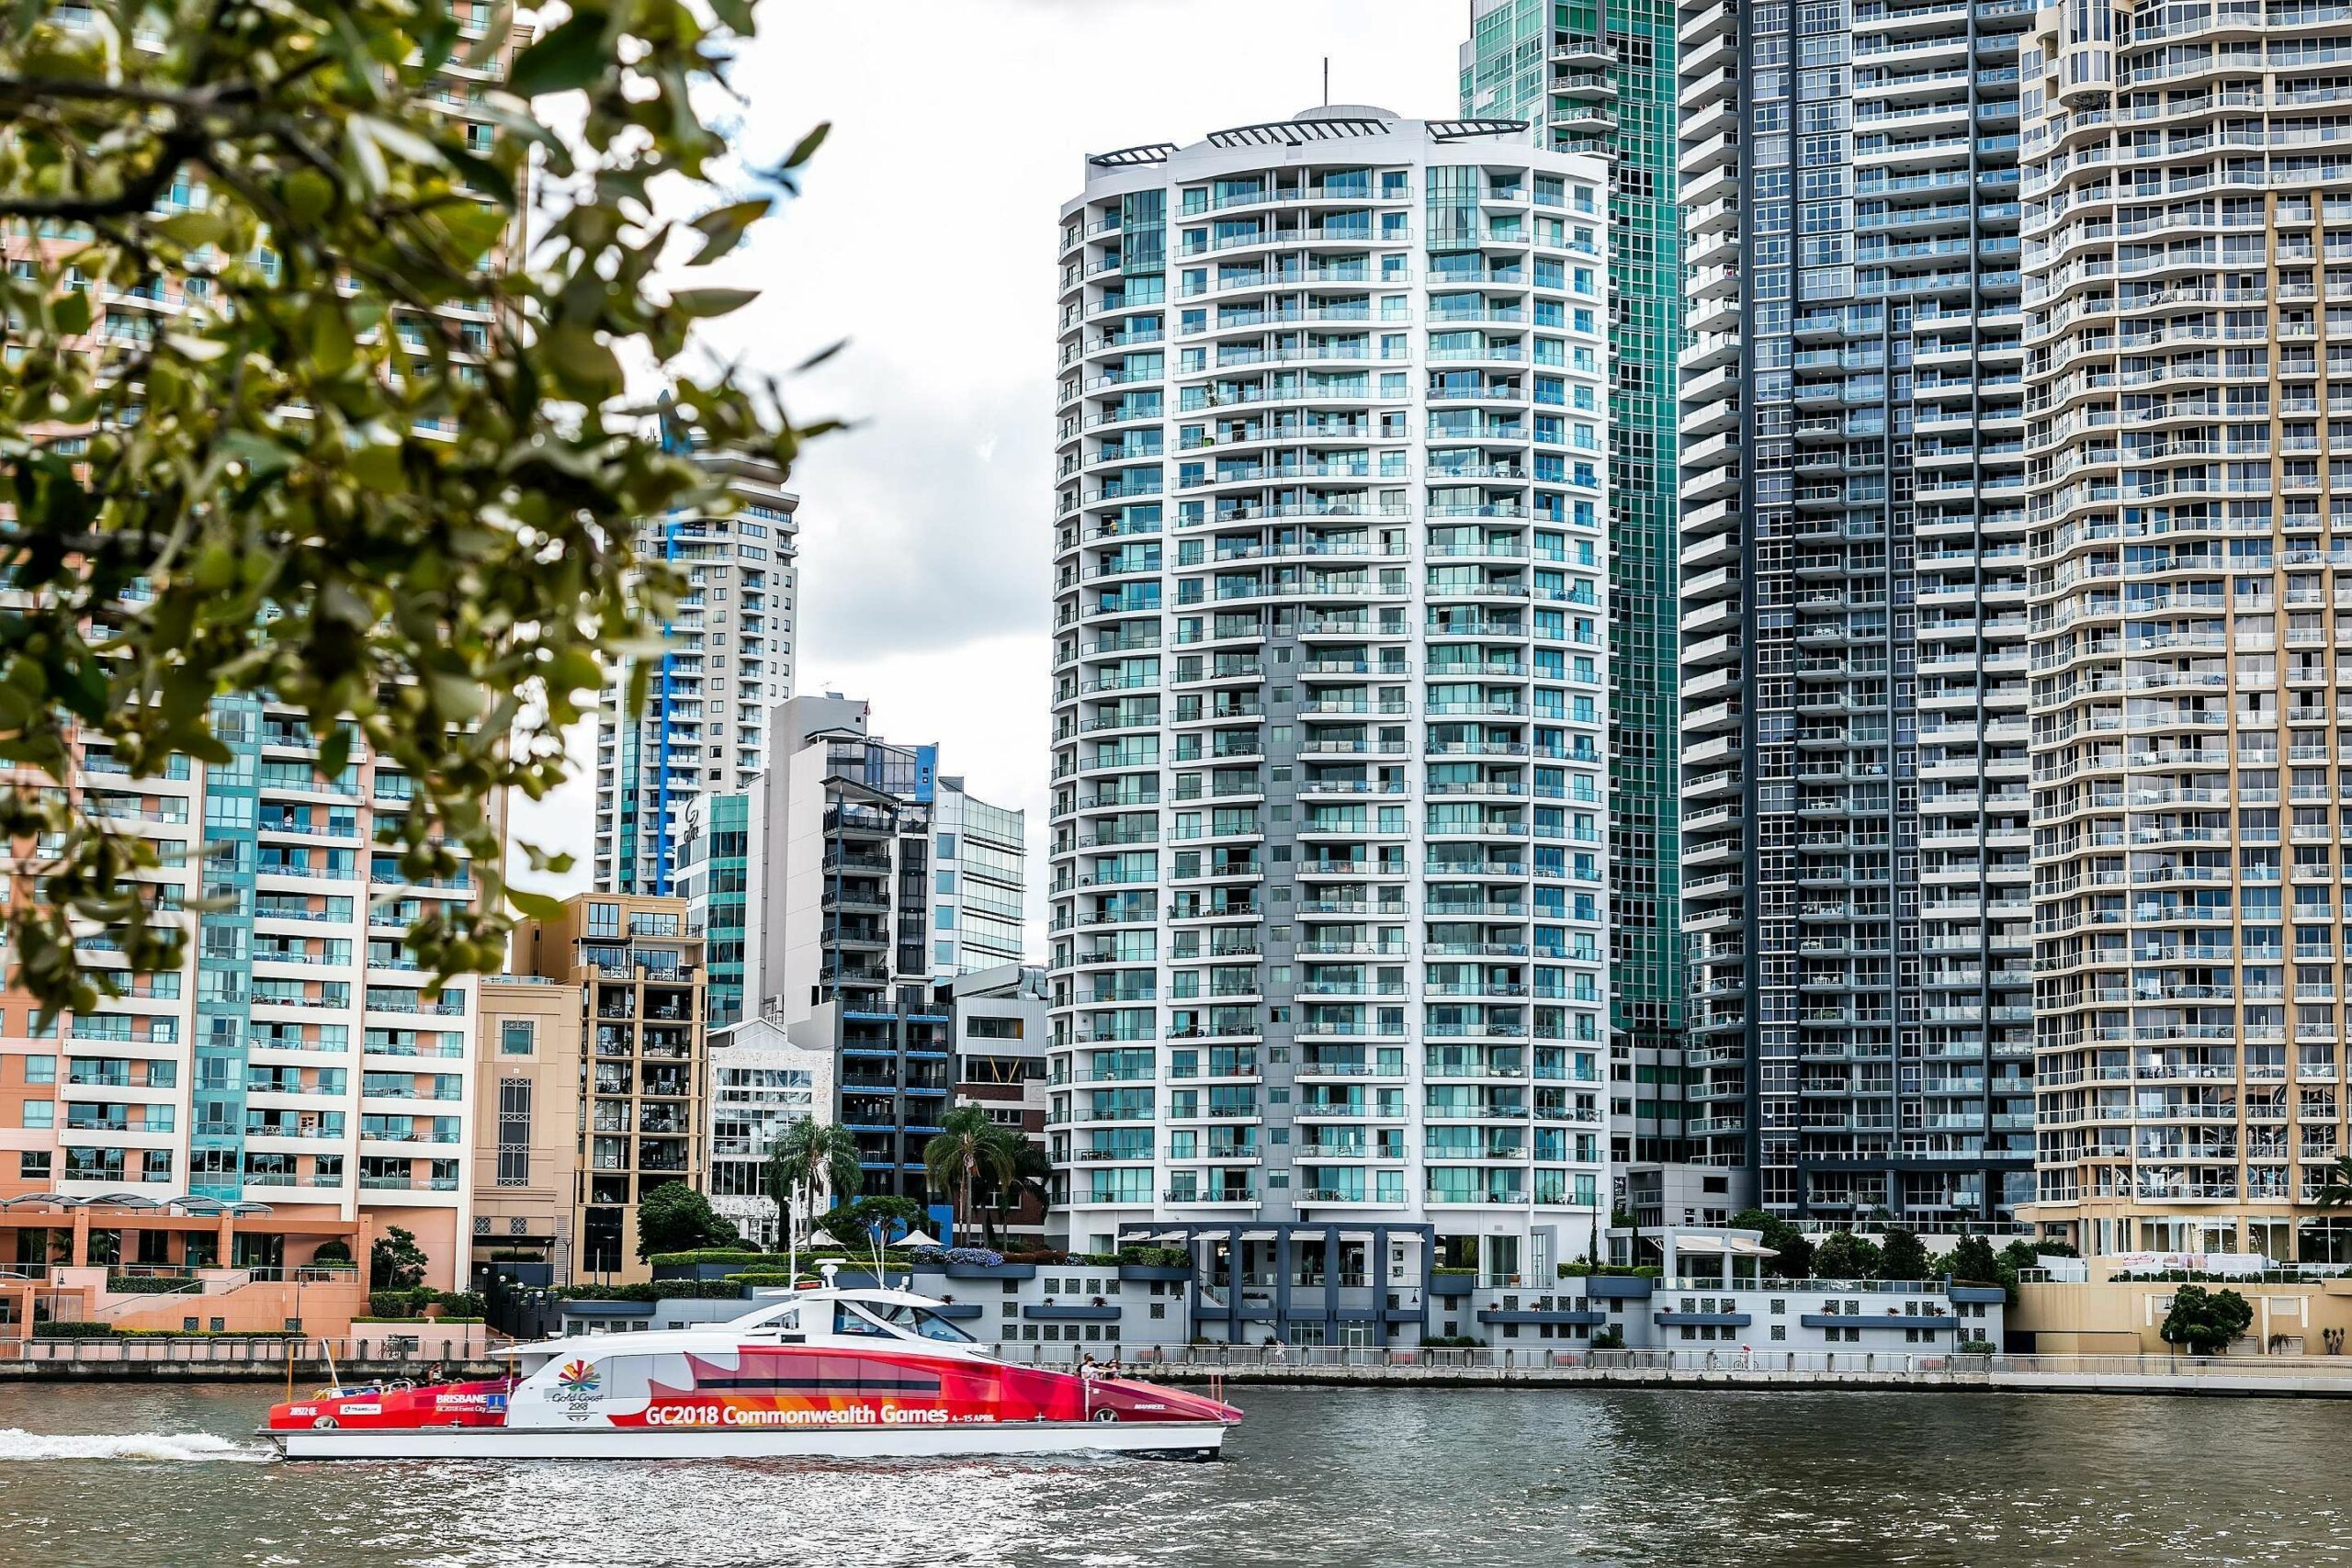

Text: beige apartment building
xmin=2021 ymin=0 xmax=2352 ymax=1264
xmin=469 ymin=976 xmax=585 ymax=1288
xmin=514 ymin=894 xmax=708 ymax=1283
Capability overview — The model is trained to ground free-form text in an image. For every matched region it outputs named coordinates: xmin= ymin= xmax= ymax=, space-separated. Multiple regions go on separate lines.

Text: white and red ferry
xmin=262 ymin=1281 xmax=1239 ymax=1461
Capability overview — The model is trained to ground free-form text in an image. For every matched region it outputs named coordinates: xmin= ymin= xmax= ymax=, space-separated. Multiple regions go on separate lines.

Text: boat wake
xmin=0 ymin=1427 xmax=275 ymax=1462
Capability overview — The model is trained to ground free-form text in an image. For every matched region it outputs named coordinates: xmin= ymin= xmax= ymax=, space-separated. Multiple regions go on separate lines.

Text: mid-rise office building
xmin=513 ymin=894 xmax=707 ymax=1280
xmin=677 ymin=790 xmax=752 ymax=1030
xmin=1462 ymin=0 xmax=1690 ymax=1171
xmin=1051 ymin=109 xmax=1615 ymax=1328
xmin=469 ymin=976 xmax=583 ymax=1285
xmin=950 ymin=964 xmax=1052 ymax=1244
xmin=741 ymin=695 xmax=1026 ymax=1199
xmin=2019 ymin=0 xmax=2352 ymax=1263
xmin=1675 ymin=0 xmax=2037 ymax=1224
xmin=594 ymin=453 xmax=797 ymax=897
xmin=703 ymin=1014 xmax=831 ymax=1247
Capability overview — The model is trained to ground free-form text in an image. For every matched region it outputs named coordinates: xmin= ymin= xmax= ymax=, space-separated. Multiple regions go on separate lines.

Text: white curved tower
xmin=1049 ymin=109 xmax=1614 ymax=1338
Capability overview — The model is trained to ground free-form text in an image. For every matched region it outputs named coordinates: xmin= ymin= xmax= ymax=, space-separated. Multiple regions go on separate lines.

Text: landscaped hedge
xmin=649 ymin=1248 xmax=914 ymax=1271
xmin=352 ymin=1315 xmax=484 ymax=1325
xmin=106 ymin=1274 xmax=199 ymax=1294
xmin=548 ymin=1280 xmax=753 ymax=1303
xmin=368 ymin=1289 xmax=488 ymax=1320
xmin=32 ymin=1322 xmax=117 ymax=1338
xmin=1118 ymin=1246 xmax=1189 ymax=1269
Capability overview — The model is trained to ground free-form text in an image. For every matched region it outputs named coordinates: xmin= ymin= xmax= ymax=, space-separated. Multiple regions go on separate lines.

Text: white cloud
xmin=511 ymin=0 xmax=1466 ymax=945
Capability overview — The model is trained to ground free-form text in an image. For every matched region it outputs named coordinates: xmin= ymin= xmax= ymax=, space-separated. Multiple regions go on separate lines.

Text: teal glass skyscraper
xmin=1463 ymin=0 xmax=1689 ymax=1179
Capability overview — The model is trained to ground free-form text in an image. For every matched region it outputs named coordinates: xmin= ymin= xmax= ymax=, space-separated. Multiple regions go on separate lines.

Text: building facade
xmin=741 ymin=695 xmax=1025 ymax=1199
xmin=513 ymin=894 xmax=708 ymax=1281
xmin=704 ymin=1015 xmax=831 ymax=1247
xmin=0 ymin=717 xmax=487 ymax=1289
xmin=594 ymin=452 xmax=797 ymax=897
xmin=949 ymin=964 xmax=1053 ymax=1244
xmin=2018 ymin=0 xmax=2352 ymax=1263
xmin=1675 ymin=0 xmax=2037 ymax=1224
xmin=931 ymin=782 xmax=1030 ymax=976
xmin=677 ymin=790 xmax=752 ymax=1030
xmin=469 ymin=976 xmax=583 ymax=1285
xmin=1463 ymin=0 xmax=1690 ymax=1171
xmin=1050 ymin=108 xmax=1616 ymax=1321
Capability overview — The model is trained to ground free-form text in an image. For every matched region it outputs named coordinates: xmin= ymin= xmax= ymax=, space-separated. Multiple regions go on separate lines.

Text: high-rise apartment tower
xmin=594 ymin=452 xmax=797 ymax=897
xmin=1675 ymin=0 xmax=2038 ymax=1224
xmin=1463 ymin=0 xmax=1690 ymax=1179
xmin=2020 ymin=0 xmax=2352 ymax=1264
xmin=1051 ymin=109 xmax=1615 ymax=1329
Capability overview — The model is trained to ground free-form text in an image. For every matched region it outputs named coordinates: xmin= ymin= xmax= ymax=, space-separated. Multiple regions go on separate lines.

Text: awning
xmin=1673 ymin=1235 xmax=1726 ymax=1253
xmin=1726 ymin=1238 xmax=1780 ymax=1258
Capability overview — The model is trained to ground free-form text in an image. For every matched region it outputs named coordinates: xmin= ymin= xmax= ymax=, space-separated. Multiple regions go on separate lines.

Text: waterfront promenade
xmin=1099 ymin=1345 xmax=2352 ymax=1399
xmin=10 ymin=1336 xmax=2352 ymax=1398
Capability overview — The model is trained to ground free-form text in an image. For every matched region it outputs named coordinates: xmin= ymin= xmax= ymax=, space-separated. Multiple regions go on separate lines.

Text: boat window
xmin=872 ymin=1303 xmax=978 ymax=1344
xmin=832 ymin=1303 xmax=898 ymax=1337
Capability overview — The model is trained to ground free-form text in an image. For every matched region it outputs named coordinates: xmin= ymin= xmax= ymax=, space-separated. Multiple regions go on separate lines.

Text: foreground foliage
xmin=0 ymin=0 xmax=821 ymax=1013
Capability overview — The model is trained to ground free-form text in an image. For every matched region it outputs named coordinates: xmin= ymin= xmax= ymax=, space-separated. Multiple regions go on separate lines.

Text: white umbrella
xmin=808 ymin=1229 xmax=839 ymax=1248
xmin=900 ymin=1229 xmax=941 ymax=1249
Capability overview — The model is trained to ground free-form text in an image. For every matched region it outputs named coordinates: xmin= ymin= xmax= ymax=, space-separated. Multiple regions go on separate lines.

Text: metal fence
xmin=0 ymin=1335 xmax=492 ymax=1368
xmin=985 ymin=1342 xmax=2352 ymax=1381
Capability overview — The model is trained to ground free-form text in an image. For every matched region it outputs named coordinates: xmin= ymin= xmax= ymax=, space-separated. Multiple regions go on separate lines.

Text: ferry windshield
xmin=870 ymin=1303 xmax=978 ymax=1343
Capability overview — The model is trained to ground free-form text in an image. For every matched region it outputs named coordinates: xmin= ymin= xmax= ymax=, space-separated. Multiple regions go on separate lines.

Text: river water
xmin=0 ymin=1382 xmax=2343 ymax=1566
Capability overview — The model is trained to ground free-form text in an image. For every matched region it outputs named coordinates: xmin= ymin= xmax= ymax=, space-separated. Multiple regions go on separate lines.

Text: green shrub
xmin=352 ymin=1316 xmax=484 ymax=1325
xmin=106 ymin=1274 xmax=198 ymax=1294
xmin=1589 ymin=1325 xmax=1626 ymax=1350
xmin=1957 ymin=1339 xmax=1997 ymax=1355
xmin=32 ymin=1322 xmax=116 ymax=1338
xmin=1433 ymin=1265 xmax=1477 ymax=1277
xmin=1116 ymin=1246 xmax=1190 ymax=1269
xmin=113 ymin=1328 xmax=305 ymax=1339
xmin=366 ymin=1287 xmax=487 ymax=1320
xmin=1419 ymin=1335 xmax=1485 ymax=1348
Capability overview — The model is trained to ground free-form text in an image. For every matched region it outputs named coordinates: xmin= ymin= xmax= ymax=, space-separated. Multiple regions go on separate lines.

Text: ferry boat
xmin=262 ymin=1281 xmax=1240 ymax=1461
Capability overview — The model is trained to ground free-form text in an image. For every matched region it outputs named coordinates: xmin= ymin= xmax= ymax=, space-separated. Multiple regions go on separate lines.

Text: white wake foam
xmin=0 ymin=1427 xmax=274 ymax=1462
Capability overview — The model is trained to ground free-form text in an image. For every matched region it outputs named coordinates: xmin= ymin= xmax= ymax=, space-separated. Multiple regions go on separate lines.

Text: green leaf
xmin=671 ymin=288 xmax=757 ymax=319
xmin=154 ymin=210 xmax=227 ymax=250
xmin=782 ymin=121 xmax=831 ymax=171
xmin=508 ymin=8 xmax=610 ymax=96
xmin=509 ymin=886 xmax=562 ymax=919
xmin=50 ymin=290 xmax=89 ymax=337
xmin=687 ymin=197 xmax=771 ymax=267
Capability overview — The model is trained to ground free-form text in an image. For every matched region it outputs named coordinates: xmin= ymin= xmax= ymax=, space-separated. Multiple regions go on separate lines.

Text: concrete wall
xmin=2015 ymin=1276 xmax=2352 ymax=1356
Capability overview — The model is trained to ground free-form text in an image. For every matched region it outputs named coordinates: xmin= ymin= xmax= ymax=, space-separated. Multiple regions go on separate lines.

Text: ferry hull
xmin=266 ymin=1418 xmax=1229 ymax=1462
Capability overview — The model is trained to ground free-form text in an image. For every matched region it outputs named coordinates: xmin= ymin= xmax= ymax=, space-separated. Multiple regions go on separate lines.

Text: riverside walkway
xmin=1091 ymin=1345 xmax=2352 ymax=1399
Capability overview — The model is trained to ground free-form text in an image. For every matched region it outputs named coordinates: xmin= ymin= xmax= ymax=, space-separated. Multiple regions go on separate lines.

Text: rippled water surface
xmin=2 ymin=1382 xmax=2346 ymax=1566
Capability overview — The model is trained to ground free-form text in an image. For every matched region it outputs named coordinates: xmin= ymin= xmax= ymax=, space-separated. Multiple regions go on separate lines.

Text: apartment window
xmin=586 ymin=902 xmax=620 ymax=937
xmin=23 ymin=1055 xmax=53 ymax=1085
xmin=496 ymin=1077 xmax=531 ymax=1187
xmin=500 ymin=1020 xmax=536 ymax=1056
xmin=18 ymin=1151 xmax=49 ymax=1180
xmin=20 ymin=1101 xmax=51 ymax=1129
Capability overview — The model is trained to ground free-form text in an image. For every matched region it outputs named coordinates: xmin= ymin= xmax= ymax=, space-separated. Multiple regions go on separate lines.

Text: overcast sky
xmin=510 ymin=0 xmax=1467 ymax=945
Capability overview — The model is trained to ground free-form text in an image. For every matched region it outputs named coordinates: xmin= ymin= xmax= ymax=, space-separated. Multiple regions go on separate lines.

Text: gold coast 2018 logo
xmin=553 ymin=1359 xmax=601 ymax=1421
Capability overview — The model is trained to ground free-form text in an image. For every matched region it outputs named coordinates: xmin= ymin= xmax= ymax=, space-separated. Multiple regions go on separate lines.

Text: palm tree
xmin=2307 ymin=1155 xmax=2352 ymax=1266
xmin=922 ymin=1105 xmax=1018 ymax=1244
xmin=2316 ymin=1155 xmax=2352 ymax=1211
xmin=766 ymin=1119 xmax=860 ymax=1246
xmin=978 ymin=1137 xmax=1055 ymax=1247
